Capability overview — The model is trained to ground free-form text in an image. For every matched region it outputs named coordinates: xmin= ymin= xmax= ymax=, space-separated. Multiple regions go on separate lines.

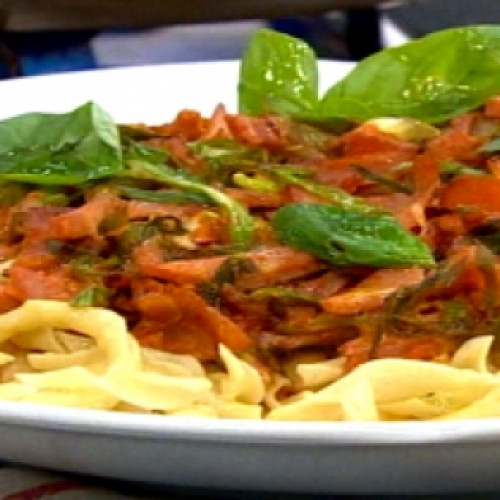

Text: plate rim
xmin=0 ymin=60 xmax=498 ymax=454
xmin=0 ymin=400 xmax=499 ymax=446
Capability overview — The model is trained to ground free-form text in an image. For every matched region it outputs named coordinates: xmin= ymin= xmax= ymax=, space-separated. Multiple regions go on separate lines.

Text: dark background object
xmin=385 ymin=0 xmax=500 ymax=38
xmin=0 ymin=0 xmax=395 ymax=31
xmin=2 ymin=1 xmax=499 ymax=79
xmin=345 ymin=8 xmax=382 ymax=59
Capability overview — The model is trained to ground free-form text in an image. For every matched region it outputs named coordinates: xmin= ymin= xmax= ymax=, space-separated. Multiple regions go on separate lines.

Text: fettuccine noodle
xmin=0 ymin=300 xmax=498 ymax=421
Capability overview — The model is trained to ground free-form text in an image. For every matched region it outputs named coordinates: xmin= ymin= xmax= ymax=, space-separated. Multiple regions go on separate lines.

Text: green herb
xmin=379 ymin=245 xmax=497 ymax=341
xmin=0 ymin=102 xmax=122 ymax=184
xmin=39 ymin=191 xmax=70 ymax=207
xmin=238 ymin=29 xmax=319 ymax=117
xmin=232 ymin=172 xmax=280 ymax=192
xmin=119 ymin=124 xmax=166 ymax=140
xmin=250 ymin=287 xmax=317 ymax=303
xmin=287 ymin=121 xmax=337 ymax=150
xmin=69 ymin=253 xmax=121 ymax=278
xmin=122 ymin=139 xmax=170 ymax=165
xmin=475 ymin=244 xmax=499 ymax=320
xmin=197 ymin=256 xmax=256 ymax=306
xmin=191 ymin=139 xmax=267 ymax=183
xmin=239 ymin=26 xmax=500 ymax=124
xmin=441 ymin=298 xmax=476 ymax=332
xmin=272 ymin=202 xmax=435 ymax=267
xmin=125 ymin=160 xmax=255 ymax=248
xmin=70 ymin=285 xmax=110 ymax=307
xmin=118 ymin=185 xmax=212 ymax=205
xmin=267 ymin=166 xmax=383 ymax=214
xmin=440 ymin=161 xmax=487 ymax=179
xmin=479 ymin=137 xmax=500 ymax=153
xmin=472 ymin=220 xmax=500 ymax=254
xmin=0 ymin=183 xmax=28 ymax=206
xmin=354 ymin=165 xmax=414 ymax=195
xmin=365 ymin=117 xmax=440 ymax=143
xmin=320 ymin=26 xmax=500 ymax=123
xmin=97 ymin=208 xmax=129 ymax=234
xmin=214 ymin=256 xmax=256 ymax=284
xmin=191 ymin=139 xmax=263 ymax=164
xmin=119 ymin=216 xmax=185 ymax=252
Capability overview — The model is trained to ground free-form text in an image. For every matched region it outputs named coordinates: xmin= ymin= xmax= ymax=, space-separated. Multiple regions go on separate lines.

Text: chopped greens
xmin=267 ymin=165 xmax=383 ymax=214
xmin=118 ymin=185 xmax=212 ymax=205
xmin=354 ymin=165 xmax=414 ymax=195
xmin=70 ymin=285 xmax=111 ymax=307
xmin=232 ymin=172 xmax=280 ymax=192
xmin=250 ymin=287 xmax=317 ymax=303
xmin=440 ymin=161 xmax=487 ymax=179
xmin=197 ymin=256 xmax=256 ymax=306
xmin=191 ymin=139 xmax=268 ymax=183
xmin=479 ymin=137 xmax=500 ymax=153
xmin=125 ymin=160 xmax=255 ymax=248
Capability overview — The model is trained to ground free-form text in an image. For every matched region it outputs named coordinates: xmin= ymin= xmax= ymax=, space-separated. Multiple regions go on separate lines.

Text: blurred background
xmin=0 ymin=0 xmax=497 ymax=79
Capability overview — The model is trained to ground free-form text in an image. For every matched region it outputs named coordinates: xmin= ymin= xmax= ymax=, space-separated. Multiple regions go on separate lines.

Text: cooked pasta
xmin=0 ymin=300 xmax=497 ymax=421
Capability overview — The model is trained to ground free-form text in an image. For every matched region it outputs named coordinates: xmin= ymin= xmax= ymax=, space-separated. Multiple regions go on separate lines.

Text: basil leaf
xmin=239 ymin=26 xmax=500 ymax=125
xmin=272 ymin=203 xmax=435 ymax=267
xmin=321 ymin=26 xmax=500 ymax=124
xmin=238 ymin=28 xmax=319 ymax=116
xmin=0 ymin=102 xmax=122 ymax=184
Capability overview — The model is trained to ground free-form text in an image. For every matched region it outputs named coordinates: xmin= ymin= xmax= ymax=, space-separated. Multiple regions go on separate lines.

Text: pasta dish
xmin=1 ymin=26 xmax=500 ymax=421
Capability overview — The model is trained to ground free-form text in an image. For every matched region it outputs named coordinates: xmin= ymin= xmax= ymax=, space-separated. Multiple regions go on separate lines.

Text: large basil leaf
xmin=238 ymin=28 xmax=319 ymax=116
xmin=239 ymin=26 xmax=500 ymax=124
xmin=272 ymin=203 xmax=435 ymax=267
xmin=0 ymin=102 xmax=122 ymax=184
xmin=321 ymin=26 xmax=500 ymax=123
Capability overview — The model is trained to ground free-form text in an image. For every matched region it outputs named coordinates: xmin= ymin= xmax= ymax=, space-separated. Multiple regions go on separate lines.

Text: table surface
xmin=0 ymin=461 xmax=499 ymax=499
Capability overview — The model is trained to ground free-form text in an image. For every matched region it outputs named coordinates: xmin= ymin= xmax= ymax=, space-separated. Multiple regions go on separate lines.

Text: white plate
xmin=0 ymin=60 xmax=352 ymax=121
xmin=1 ymin=61 xmax=500 ymax=495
